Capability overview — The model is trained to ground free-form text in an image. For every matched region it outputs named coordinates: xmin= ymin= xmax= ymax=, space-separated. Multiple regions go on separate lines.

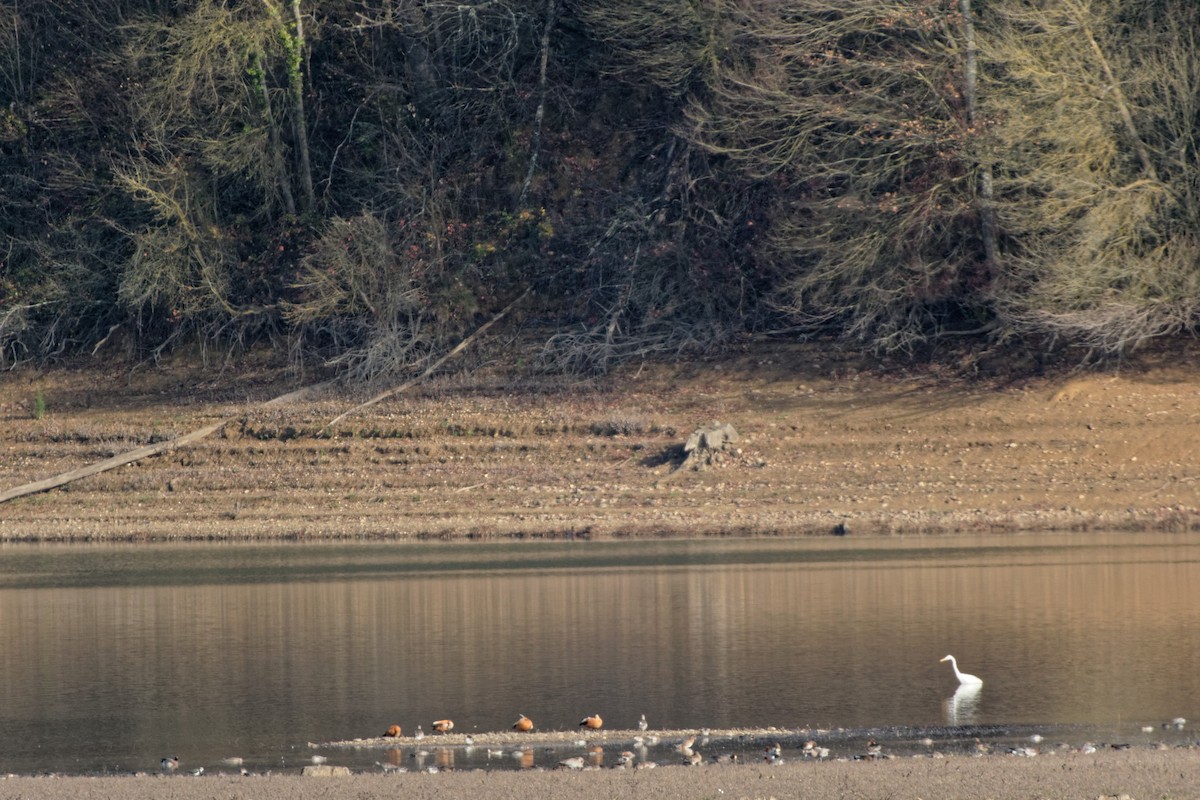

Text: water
xmin=0 ymin=533 xmax=1197 ymax=774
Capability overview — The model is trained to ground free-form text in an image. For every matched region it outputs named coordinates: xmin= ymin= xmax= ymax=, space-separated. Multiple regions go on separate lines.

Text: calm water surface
xmin=1 ymin=533 xmax=1198 ymax=774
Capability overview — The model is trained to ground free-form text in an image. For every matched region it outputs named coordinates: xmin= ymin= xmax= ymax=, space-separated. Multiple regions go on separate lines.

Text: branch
xmin=321 ymin=286 xmax=531 ymax=432
xmin=1066 ymin=0 xmax=1157 ymax=181
xmin=518 ymin=0 xmax=557 ymax=208
xmin=0 ymin=379 xmax=335 ymax=506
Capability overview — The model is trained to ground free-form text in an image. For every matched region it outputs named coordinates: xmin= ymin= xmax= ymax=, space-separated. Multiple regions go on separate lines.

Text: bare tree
xmin=682 ymin=0 xmax=991 ymax=350
xmin=984 ymin=0 xmax=1200 ymax=354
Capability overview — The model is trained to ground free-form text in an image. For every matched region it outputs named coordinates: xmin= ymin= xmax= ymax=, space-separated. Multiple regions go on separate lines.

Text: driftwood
xmin=0 ymin=289 xmax=530 ymax=506
xmin=0 ymin=420 xmax=229 ymax=505
xmin=321 ymin=286 xmax=530 ymax=432
xmin=0 ymin=382 xmax=332 ymax=506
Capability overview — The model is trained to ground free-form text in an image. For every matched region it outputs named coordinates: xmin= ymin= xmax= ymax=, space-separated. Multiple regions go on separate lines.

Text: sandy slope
xmin=3 ymin=343 xmax=1199 ymax=541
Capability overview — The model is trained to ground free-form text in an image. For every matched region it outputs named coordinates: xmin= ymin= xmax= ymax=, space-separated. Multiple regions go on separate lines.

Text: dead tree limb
xmin=0 ymin=287 xmax=527 ymax=506
xmin=321 ymin=286 xmax=532 ymax=432
xmin=0 ymin=421 xmax=228 ymax=505
xmin=0 ymin=381 xmax=333 ymax=506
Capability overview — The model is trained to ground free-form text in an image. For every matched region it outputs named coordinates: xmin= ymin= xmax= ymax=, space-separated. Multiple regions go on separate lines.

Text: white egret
xmin=940 ymin=654 xmax=983 ymax=686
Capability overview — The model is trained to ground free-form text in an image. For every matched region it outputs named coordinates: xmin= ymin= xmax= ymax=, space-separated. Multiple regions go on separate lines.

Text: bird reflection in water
xmin=944 ymin=682 xmax=982 ymax=726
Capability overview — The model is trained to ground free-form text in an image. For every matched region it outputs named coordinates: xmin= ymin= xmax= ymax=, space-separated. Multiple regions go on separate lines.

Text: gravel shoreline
xmin=3 ymin=748 xmax=1197 ymax=799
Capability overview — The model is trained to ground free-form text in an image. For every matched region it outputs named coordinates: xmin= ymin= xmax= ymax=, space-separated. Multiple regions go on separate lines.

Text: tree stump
xmin=678 ymin=422 xmax=739 ymax=471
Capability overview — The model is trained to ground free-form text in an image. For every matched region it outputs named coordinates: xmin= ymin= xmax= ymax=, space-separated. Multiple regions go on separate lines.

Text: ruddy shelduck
xmin=431 ymin=719 xmax=454 ymax=734
xmin=579 ymin=714 xmax=603 ymax=730
xmin=512 ymin=714 xmax=534 ymax=732
xmin=382 ymin=724 xmax=402 ymax=738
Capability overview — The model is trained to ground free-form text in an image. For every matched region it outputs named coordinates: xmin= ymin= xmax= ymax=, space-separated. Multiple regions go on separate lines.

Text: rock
xmin=301 ymin=765 xmax=352 ymax=777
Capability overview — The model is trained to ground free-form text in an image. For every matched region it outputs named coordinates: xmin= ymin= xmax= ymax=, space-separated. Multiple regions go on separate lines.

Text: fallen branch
xmin=0 ymin=288 xmax=528 ymax=506
xmin=0 ymin=381 xmax=333 ymax=506
xmin=321 ymin=287 xmax=531 ymax=433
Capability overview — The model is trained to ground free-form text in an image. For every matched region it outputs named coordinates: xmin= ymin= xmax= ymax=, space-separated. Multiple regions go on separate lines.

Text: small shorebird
xmin=558 ymin=756 xmax=585 ymax=770
xmin=638 ymin=714 xmax=648 ymax=731
xmin=160 ymin=756 xmax=179 ymax=771
xmin=382 ymin=724 xmax=402 ymax=738
xmin=431 ymin=719 xmax=454 ymax=734
xmin=512 ymin=714 xmax=534 ymax=732
xmin=414 ymin=725 xmax=425 ymax=740
xmin=579 ymin=714 xmax=603 ymax=729
xmin=805 ymin=741 xmax=831 ymax=759
xmin=678 ymin=735 xmax=697 ymax=757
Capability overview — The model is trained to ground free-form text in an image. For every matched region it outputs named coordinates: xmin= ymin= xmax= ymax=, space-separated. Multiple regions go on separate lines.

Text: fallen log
xmin=0 ymin=382 xmax=333 ymax=506
xmin=0 ymin=288 xmax=529 ymax=506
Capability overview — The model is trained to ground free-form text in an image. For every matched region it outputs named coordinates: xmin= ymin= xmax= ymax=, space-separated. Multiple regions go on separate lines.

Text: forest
xmin=1 ymin=0 xmax=1198 ymax=378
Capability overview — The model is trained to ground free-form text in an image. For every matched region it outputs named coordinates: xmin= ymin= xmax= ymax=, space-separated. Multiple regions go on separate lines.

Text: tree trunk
xmin=288 ymin=0 xmax=316 ymax=212
xmin=518 ymin=0 xmax=558 ymax=209
xmin=959 ymin=0 xmax=998 ymax=274
xmin=252 ymin=48 xmax=297 ymax=217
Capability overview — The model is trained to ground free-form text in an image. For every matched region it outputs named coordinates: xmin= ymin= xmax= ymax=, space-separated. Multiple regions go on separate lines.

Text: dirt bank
xmin=2 ymin=748 xmax=1197 ymax=800
xmin=2 ymin=342 xmax=1200 ymax=541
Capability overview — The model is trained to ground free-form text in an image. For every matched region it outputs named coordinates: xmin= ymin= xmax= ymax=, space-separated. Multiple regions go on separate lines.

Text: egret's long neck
xmin=948 ymin=657 xmax=963 ymax=680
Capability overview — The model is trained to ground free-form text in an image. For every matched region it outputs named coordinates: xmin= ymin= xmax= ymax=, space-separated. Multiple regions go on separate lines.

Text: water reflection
xmin=944 ymin=684 xmax=982 ymax=726
xmin=0 ymin=534 xmax=1199 ymax=774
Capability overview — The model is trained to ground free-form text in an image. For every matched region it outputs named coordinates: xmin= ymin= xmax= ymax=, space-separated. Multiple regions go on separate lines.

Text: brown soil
xmin=2 ymin=342 xmax=1200 ymax=541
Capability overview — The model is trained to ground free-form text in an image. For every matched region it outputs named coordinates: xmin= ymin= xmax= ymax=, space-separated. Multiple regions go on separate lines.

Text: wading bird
xmin=940 ymin=654 xmax=983 ymax=686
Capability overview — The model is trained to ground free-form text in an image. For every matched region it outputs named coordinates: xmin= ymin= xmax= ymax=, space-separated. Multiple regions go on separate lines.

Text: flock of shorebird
xmin=153 ymin=656 xmax=1190 ymax=775
xmin=377 ymin=712 xmax=611 ymax=741
xmin=367 ymin=712 xmax=840 ymax=771
xmin=369 ymin=655 xmax=984 ymax=750
xmin=158 ymin=656 xmax=985 ymax=774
